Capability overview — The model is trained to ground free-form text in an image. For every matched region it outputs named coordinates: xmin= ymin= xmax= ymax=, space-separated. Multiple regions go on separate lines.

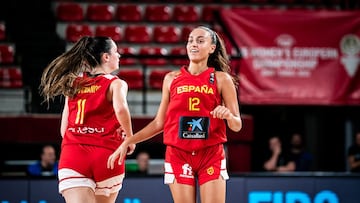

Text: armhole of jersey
xmin=169 ymin=70 xmax=181 ymax=91
xmin=105 ymin=76 xmax=118 ymax=103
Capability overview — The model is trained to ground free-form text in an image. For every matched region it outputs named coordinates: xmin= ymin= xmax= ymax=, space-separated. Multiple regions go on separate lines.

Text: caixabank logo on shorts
xmin=179 ymin=116 xmax=209 ymax=139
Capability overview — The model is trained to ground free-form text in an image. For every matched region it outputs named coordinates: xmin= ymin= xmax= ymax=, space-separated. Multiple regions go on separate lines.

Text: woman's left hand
xmin=210 ymin=105 xmax=232 ymax=120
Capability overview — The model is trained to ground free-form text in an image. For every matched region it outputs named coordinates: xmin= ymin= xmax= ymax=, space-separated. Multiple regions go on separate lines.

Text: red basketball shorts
xmin=164 ymin=144 xmax=229 ymax=186
xmin=58 ymin=144 xmax=125 ymax=196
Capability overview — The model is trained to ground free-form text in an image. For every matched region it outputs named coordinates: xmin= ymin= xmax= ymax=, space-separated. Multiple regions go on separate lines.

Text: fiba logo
xmin=249 ymin=190 xmax=339 ymax=203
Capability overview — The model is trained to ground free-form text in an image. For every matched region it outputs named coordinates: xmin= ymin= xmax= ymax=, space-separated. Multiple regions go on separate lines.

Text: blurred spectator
xmin=27 ymin=144 xmax=58 ymax=177
xmin=290 ymin=133 xmax=313 ymax=171
xmin=347 ymin=132 xmax=360 ymax=173
xmin=263 ymin=136 xmax=295 ymax=172
xmin=127 ymin=151 xmax=150 ymax=176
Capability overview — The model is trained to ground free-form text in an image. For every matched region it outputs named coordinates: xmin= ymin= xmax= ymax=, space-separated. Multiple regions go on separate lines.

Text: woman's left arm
xmin=211 ymin=72 xmax=242 ymax=132
xmin=60 ymin=96 xmax=69 ymax=138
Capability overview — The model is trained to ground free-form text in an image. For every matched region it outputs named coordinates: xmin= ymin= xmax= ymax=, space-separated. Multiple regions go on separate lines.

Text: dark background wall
xmin=241 ymin=105 xmax=360 ymax=171
xmin=0 ymin=0 xmax=66 ymax=113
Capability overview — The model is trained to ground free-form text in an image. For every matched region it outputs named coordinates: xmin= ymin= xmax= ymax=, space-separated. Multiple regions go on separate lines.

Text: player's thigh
xmin=62 ymin=187 xmax=96 ymax=203
xmin=199 ymin=177 xmax=226 ymax=203
xmin=95 ymin=192 xmax=119 ymax=203
xmin=168 ymin=180 xmax=197 ymax=203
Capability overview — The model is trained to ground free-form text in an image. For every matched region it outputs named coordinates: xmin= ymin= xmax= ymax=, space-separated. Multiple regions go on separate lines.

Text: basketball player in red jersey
xmin=40 ymin=36 xmax=135 ymax=203
xmin=108 ymin=26 xmax=242 ymax=203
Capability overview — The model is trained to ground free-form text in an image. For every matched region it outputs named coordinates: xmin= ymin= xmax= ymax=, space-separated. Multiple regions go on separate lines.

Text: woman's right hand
xmin=127 ymin=143 xmax=136 ymax=155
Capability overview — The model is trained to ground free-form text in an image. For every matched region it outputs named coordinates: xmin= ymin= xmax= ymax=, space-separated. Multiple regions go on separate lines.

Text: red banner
xmin=220 ymin=8 xmax=360 ymax=105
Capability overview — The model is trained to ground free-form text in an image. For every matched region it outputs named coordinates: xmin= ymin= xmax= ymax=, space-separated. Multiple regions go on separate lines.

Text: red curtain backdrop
xmin=220 ymin=8 xmax=360 ymax=105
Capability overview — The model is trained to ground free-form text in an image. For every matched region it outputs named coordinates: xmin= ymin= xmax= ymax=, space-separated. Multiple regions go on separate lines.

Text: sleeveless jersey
xmin=62 ymin=73 xmax=123 ymax=151
xmin=163 ymin=67 xmax=227 ymax=152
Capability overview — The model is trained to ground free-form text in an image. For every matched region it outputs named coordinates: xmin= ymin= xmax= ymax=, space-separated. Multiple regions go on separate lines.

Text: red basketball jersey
xmin=62 ymin=73 xmax=123 ymax=151
xmin=163 ymin=67 xmax=227 ymax=152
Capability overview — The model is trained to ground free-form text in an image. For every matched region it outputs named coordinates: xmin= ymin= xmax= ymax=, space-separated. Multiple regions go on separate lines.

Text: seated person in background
xmin=290 ymin=133 xmax=313 ymax=171
xmin=347 ymin=131 xmax=360 ymax=173
xmin=27 ymin=144 xmax=59 ymax=176
xmin=127 ymin=151 xmax=150 ymax=176
xmin=263 ymin=136 xmax=295 ymax=172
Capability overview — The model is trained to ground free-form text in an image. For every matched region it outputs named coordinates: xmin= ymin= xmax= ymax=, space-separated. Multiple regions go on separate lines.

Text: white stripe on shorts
xmin=58 ymin=168 xmax=124 ymax=197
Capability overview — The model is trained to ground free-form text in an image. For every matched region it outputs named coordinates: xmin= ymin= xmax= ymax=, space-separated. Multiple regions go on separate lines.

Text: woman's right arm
xmin=123 ymin=71 xmax=175 ymax=145
xmin=107 ymin=71 xmax=175 ymax=169
xmin=111 ymin=79 xmax=133 ymax=140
